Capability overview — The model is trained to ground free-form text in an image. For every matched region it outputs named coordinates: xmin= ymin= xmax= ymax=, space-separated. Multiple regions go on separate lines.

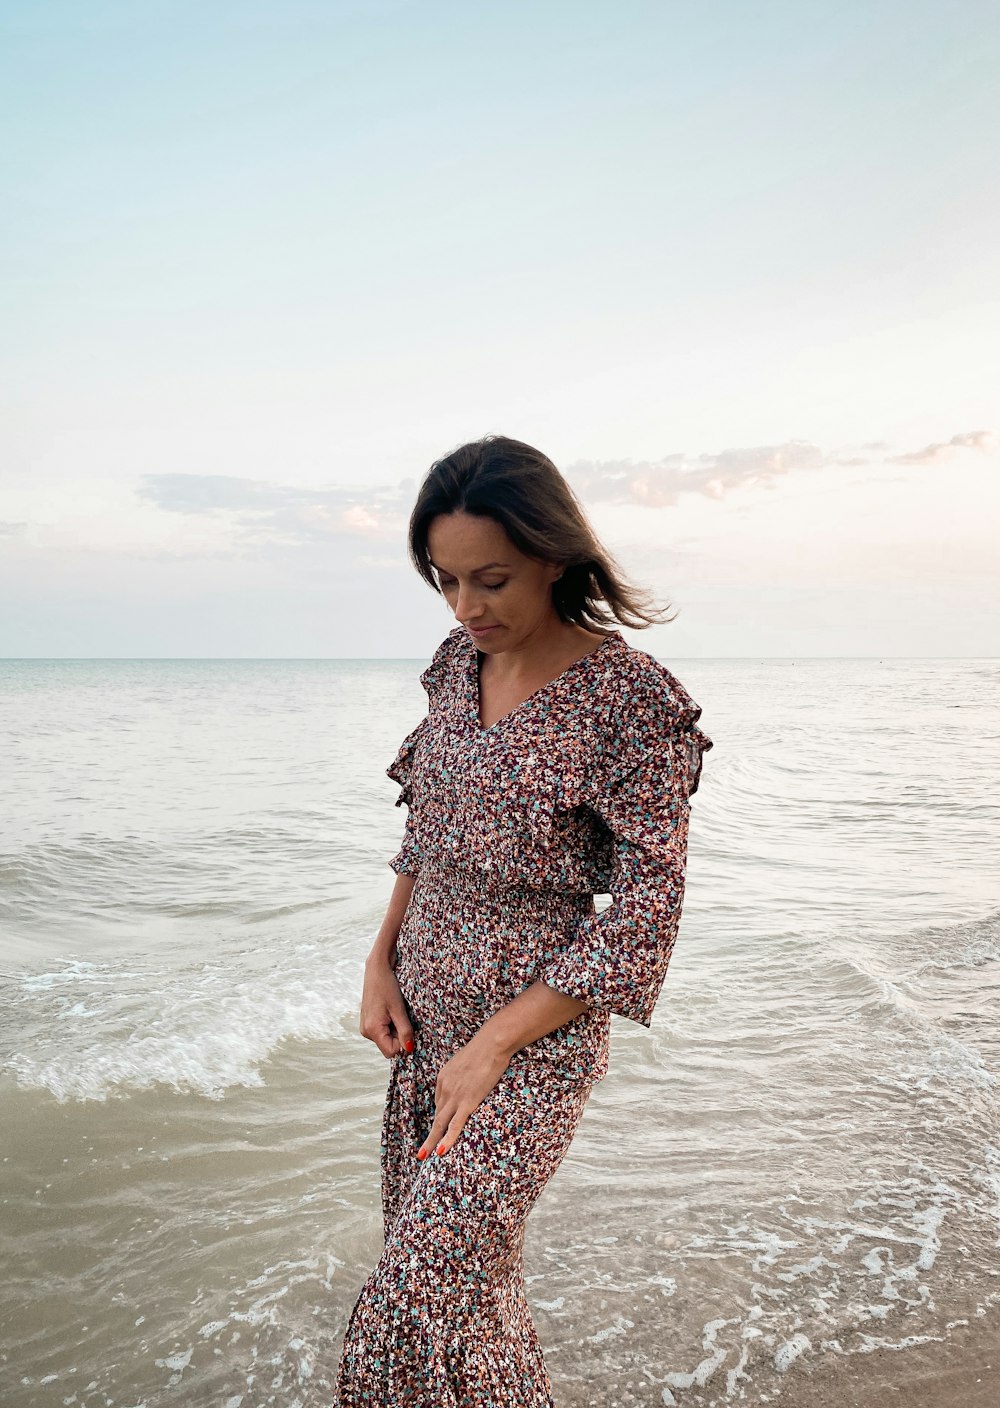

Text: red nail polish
xmin=436 ymin=1142 xmax=447 ymax=1156
xmin=417 ymin=1148 xmax=428 ymax=1161
xmin=404 ymin=1038 xmax=415 ymax=1054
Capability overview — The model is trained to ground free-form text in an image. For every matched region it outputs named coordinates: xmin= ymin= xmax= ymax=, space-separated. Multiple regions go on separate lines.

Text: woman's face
xmin=426 ymin=511 xmax=562 ymax=650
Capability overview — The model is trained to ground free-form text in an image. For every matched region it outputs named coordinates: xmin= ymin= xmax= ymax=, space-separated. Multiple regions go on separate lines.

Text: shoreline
xmin=762 ymin=1307 xmax=999 ymax=1408
xmin=553 ymin=1302 xmax=1000 ymax=1408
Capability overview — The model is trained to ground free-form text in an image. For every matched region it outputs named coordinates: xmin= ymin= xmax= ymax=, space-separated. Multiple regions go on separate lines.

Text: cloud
xmin=564 ymin=439 xmax=830 ymax=506
xmin=136 ymin=473 xmax=413 ymax=545
xmin=885 ymin=430 xmax=997 ymax=465
xmin=137 ymin=475 xmax=290 ymax=514
xmin=563 ymin=428 xmax=995 ymax=505
xmin=131 ymin=427 xmax=996 ymax=552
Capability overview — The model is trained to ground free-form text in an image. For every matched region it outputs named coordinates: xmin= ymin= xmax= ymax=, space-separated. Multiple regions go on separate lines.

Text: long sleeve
xmin=539 ymin=717 xmax=710 ymax=1027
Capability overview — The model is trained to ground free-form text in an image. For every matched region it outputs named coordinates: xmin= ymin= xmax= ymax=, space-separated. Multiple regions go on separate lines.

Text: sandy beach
xmin=780 ymin=1307 xmax=999 ymax=1408
xmin=551 ymin=1300 xmax=1000 ymax=1407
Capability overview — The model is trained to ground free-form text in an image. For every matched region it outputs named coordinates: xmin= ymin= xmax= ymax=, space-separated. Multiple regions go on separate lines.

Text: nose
xmin=455 ymin=584 xmax=483 ymax=622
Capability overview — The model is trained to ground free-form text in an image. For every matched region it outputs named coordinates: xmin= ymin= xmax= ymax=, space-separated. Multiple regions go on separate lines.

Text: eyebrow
xmin=429 ymin=561 xmax=510 ymax=574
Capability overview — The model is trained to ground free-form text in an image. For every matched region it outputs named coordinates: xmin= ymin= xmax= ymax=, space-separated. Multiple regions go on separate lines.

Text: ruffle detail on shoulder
xmin=386 ymin=628 xmax=465 ymax=808
xmin=591 ymin=652 xmax=714 ymax=803
xmin=386 ymin=715 xmax=431 ymax=809
xmin=676 ymin=715 xmax=713 ymax=797
xmin=418 ymin=626 xmax=466 ymax=701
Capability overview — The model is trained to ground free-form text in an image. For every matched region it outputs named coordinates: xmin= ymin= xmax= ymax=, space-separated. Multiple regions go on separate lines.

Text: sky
xmin=1 ymin=0 xmax=997 ymax=658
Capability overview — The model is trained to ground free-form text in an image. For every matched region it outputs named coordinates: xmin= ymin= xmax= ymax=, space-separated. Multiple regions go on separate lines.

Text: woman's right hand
xmin=360 ymin=954 xmax=415 ymax=1059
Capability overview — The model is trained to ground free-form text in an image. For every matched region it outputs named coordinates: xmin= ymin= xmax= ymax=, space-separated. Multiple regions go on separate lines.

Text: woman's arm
xmin=366 ymin=871 xmax=416 ymax=969
xmin=359 ymin=872 xmax=418 ymax=1059
xmin=417 ymin=980 xmax=591 ymax=1160
xmin=479 ymin=980 xmax=591 ymax=1058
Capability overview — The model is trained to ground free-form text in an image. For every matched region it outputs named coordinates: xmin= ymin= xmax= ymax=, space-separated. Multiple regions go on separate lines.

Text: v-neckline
xmin=466 ymin=629 xmax=622 ymax=734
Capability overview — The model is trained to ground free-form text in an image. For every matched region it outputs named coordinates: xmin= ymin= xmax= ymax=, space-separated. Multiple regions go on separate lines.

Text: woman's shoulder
xmin=599 ymin=632 xmax=705 ymax=731
xmin=591 ymin=633 xmax=713 ymax=792
xmin=418 ymin=625 xmax=469 ymax=697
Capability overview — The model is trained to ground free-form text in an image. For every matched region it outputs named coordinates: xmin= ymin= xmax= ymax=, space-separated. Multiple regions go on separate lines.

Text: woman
xmin=336 ymin=434 xmax=713 ymax=1406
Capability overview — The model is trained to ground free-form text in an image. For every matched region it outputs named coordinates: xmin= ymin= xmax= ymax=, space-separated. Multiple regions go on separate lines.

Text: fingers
xmin=417 ymin=1071 xmax=453 ymax=1159
xmin=363 ymin=1019 xmax=397 ymax=1059
xmin=416 ymin=1101 xmax=453 ymax=1162
xmin=433 ymin=1109 xmax=469 ymax=1158
xmin=390 ymin=1000 xmax=415 ymax=1055
xmin=416 ymin=1098 xmax=471 ymax=1161
xmin=359 ymin=1009 xmax=416 ymax=1060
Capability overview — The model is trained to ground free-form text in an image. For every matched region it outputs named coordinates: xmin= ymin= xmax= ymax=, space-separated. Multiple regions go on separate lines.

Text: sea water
xmin=1 ymin=653 xmax=998 ymax=1406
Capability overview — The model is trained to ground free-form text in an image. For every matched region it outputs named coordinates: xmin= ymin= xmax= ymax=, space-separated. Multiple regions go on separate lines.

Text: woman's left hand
xmin=417 ymin=1030 xmax=513 ymax=1160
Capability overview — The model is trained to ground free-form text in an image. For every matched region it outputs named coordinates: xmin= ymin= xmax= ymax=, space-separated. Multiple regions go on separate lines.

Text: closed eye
xmin=438 ymin=578 xmax=507 ymax=592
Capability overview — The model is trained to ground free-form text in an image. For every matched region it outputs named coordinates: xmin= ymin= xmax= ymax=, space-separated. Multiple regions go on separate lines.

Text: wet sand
xmin=781 ymin=1311 xmax=999 ymax=1408
xmin=553 ymin=1303 xmax=1000 ymax=1408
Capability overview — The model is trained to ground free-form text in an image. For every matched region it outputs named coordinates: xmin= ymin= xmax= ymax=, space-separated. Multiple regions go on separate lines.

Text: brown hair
xmin=407 ymin=434 xmax=677 ymax=631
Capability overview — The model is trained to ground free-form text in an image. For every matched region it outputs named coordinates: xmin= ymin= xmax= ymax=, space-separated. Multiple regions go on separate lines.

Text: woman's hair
xmin=407 ymin=434 xmax=677 ymax=631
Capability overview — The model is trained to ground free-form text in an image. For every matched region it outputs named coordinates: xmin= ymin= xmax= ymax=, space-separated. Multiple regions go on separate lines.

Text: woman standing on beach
xmin=335 ymin=434 xmax=713 ymax=1407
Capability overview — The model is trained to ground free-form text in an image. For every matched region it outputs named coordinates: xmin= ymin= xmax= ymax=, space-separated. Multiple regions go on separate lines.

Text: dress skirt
xmin=335 ymin=863 xmax=601 ymax=1407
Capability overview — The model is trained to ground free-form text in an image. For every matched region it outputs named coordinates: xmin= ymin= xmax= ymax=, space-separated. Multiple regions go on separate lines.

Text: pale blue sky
xmin=2 ymin=0 xmax=997 ymax=656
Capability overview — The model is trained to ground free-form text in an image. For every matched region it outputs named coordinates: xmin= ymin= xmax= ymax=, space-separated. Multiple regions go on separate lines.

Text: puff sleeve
xmin=384 ymin=629 xmax=459 ymax=876
xmin=539 ymin=695 xmax=713 ymax=1027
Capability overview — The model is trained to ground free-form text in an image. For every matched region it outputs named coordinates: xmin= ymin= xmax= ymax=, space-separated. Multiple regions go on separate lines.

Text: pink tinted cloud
xmin=133 ymin=428 xmax=995 ymax=546
xmin=885 ymin=430 xmax=996 ymax=464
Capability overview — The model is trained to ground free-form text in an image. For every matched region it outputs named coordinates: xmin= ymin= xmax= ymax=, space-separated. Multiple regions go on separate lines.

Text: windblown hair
xmin=407 ymin=434 xmax=677 ymax=631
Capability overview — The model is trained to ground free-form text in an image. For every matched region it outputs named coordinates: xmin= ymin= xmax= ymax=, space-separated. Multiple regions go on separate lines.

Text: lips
xmin=467 ymin=624 xmax=499 ymax=635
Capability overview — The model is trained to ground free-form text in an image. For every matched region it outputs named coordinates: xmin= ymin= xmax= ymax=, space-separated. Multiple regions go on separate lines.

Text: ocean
xmin=1 ymin=652 xmax=998 ymax=1407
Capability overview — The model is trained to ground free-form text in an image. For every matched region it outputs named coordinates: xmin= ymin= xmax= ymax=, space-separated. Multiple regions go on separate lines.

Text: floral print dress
xmin=336 ymin=625 xmax=713 ymax=1406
